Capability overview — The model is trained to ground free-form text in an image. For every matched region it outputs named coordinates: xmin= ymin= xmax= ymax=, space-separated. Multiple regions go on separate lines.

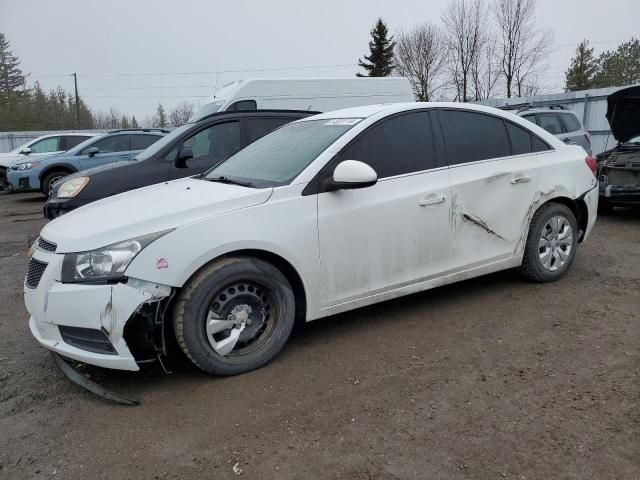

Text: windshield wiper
xmin=207 ymin=175 xmax=254 ymax=188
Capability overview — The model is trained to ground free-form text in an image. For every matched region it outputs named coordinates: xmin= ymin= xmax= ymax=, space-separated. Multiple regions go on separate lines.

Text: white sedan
xmin=25 ymin=103 xmax=599 ymax=375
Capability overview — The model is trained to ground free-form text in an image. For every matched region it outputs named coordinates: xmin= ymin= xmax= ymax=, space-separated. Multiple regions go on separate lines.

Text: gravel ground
xmin=0 ymin=192 xmax=638 ymax=480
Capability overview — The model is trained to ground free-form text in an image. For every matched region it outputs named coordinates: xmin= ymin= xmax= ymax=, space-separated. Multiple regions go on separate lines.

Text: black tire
xmin=519 ymin=202 xmax=578 ymax=283
xmin=598 ymin=199 xmax=614 ymax=215
xmin=41 ymin=170 xmax=69 ymax=196
xmin=173 ymin=257 xmax=295 ymax=375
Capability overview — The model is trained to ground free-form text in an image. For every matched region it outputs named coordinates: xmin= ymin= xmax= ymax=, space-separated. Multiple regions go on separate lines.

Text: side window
xmin=532 ymin=136 xmax=552 ymax=152
xmin=30 ymin=137 xmax=60 ymax=153
xmin=181 ymin=121 xmax=242 ymax=160
xmin=131 ymin=134 xmax=161 ymax=150
xmin=521 ymin=114 xmax=537 ymax=126
xmin=246 ymin=117 xmax=293 ymax=144
xmin=439 ymin=110 xmax=510 ymax=165
xmin=506 ymin=122 xmax=532 ymax=155
xmin=537 ymin=113 xmax=564 ymax=135
xmin=82 ymin=135 xmax=130 ymax=155
xmin=339 ymin=111 xmax=436 ymax=178
xmin=61 ymin=136 xmax=91 ymax=150
xmin=559 ymin=113 xmax=582 ymax=133
xmin=227 ymin=100 xmax=257 ymax=112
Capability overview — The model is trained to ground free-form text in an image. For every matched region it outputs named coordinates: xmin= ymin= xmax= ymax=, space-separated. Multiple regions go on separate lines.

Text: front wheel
xmin=519 ymin=202 xmax=578 ymax=282
xmin=41 ymin=170 xmax=69 ymax=196
xmin=173 ymin=257 xmax=296 ymax=375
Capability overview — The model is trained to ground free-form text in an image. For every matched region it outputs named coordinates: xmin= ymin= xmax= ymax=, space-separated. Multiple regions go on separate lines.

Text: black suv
xmin=44 ymin=110 xmax=316 ymax=219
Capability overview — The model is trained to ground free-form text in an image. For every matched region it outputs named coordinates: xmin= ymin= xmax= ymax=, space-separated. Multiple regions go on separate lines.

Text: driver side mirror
xmin=328 ymin=160 xmax=378 ymax=191
xmin=19 ymin=147 xmax=31 ymax=155
xmin=85 ymin=146 xmax=99 ymax=157
xmin=174 ymin=147 xmax=194 ymax=169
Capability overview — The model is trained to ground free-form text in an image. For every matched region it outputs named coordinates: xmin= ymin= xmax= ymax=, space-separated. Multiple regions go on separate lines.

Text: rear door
xmin=558 ymin=112 xmax=590 ymax=152
xmin=438 ymin=110 xmax=541 ymax=268
xmin=168 ymin=120 xmax=243 ymax=179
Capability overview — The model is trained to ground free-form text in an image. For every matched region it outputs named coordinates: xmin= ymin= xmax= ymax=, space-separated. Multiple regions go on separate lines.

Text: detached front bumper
xmin=25 ymin=249 xmax=169 ymax=371
xmin=582 ymin=184 xmax=599 ymax=241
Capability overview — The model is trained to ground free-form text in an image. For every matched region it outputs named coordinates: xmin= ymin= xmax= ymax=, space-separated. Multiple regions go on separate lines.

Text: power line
xmin=29 ymin=63 xmax=359 ymax=79
xmin=82 ymin=85 xmax=214 ymax=90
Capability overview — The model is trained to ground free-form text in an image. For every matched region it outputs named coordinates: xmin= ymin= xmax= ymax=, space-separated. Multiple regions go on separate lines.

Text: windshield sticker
xmin=324 ymin=118 xmax=362 ymax=126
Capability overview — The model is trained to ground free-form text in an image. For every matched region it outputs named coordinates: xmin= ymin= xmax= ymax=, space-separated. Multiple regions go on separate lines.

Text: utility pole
xmin=72 ymin=73 xmax=80 ymax=128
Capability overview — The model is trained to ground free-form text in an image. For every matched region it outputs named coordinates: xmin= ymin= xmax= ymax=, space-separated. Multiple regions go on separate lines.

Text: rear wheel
xmin=41 ymin=170 xmax=69 ymax=196
xmin=519 ymin=202 xmax=578 ymax=282
xmin=173 ymin=257 xmax=295 ymax=375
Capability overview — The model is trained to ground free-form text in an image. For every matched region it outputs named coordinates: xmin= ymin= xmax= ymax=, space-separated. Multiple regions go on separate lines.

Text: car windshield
xmin=624 ymin=135 xmax=640 ymax=145
xmin=204 ymin=119 xmax=360 ymax=188
xmin=135 ymin=124 xmax=191 ymax=161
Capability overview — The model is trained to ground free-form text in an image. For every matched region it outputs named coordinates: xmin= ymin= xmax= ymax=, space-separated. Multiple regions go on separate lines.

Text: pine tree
xmin=155 ymin=103 xmax=167 ymax=128
xmin=121 ymin=115 xmax=130 ymax=128
xmin=131 ymin=115 xmax=139 ymax=128
xmin=593 ymin=38 xmax=640 ymax=88
xmin=357 ymin=18 xmax=396 ymax=77
xmin=0 ymin=33 xmax=26 ymax=96
xmin=564 ymin=40 xmax=597 ymax=91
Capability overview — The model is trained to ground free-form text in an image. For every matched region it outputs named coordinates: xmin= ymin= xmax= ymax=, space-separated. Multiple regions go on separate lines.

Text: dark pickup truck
xmin=44 ymin=110 xmax=316 ymax=219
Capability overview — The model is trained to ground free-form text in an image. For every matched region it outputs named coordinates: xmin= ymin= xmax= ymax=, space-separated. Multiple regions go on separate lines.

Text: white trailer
xmin=193 ymin=77 xmax=414 ymax=119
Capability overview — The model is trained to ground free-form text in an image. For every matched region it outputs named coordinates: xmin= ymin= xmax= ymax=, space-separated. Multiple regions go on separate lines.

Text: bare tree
xmin=493 ymin=0 xmax=551 ymax=98
xmin=441 ymin=0 xmax=487 ymax=102
xmin=168 ymin=101 xmax=195 ymax=127
xmin=394 ymin=23 xmax=447 ymax=101
xmin=471 ymin=34 xmax=502 ymax=100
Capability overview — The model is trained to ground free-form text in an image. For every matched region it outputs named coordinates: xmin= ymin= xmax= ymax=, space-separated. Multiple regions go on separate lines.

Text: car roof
xmin=302 ymin=102 xmax=524 ymax=120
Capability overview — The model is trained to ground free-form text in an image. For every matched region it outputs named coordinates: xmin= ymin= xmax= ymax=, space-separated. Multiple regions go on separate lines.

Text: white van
xmin=193 ymin=77 xmax=413 ymax=119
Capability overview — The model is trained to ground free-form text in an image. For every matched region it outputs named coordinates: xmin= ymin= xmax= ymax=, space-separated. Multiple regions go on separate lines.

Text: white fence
xmin=0 ymin=129 xmax=107 ymax=153
xmin=477 ymin=84 xmax=640 ymax=155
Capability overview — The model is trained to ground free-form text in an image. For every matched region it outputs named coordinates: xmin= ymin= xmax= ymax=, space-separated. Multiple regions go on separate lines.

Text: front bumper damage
xmin=25 ymin=249 xmax=172 ymax=372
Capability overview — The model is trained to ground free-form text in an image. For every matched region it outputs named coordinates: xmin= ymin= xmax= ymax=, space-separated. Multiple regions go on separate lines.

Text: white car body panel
xmin=24 ymin=102 xmax=598 ymax=370
xmin=0 ymin=133 xmax=100 ymax=168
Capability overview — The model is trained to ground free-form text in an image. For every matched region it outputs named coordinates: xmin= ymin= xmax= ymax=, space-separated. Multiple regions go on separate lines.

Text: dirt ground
xmin=0 ymin=192 xmax=638 ymax=480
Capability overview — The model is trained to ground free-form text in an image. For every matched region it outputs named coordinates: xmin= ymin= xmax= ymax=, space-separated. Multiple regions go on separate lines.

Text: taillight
xmin=584 ymin=131 xmax=592 ymax=145
xmin=585 ymin=155 xmax=597 ymax=176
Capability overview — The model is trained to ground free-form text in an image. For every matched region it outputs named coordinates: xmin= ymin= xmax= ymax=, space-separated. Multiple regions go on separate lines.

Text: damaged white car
xmin=25 ymin=103 xmax=599 ymax=376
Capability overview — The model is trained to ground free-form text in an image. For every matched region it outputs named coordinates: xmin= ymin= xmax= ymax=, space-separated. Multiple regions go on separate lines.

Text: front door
xmin=317 ymin=111 xmax=452 ymax=307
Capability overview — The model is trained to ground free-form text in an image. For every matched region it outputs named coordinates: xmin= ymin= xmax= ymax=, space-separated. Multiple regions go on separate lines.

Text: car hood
xmin=606 ymin=85 xmax=640 ymax=143
xmin=41 ymin=177 xmax=273 ymax=253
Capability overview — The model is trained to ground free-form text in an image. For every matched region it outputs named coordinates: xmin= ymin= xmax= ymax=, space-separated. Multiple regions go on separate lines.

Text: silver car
xmin=516 ymin=106 xmax=592 ymax=154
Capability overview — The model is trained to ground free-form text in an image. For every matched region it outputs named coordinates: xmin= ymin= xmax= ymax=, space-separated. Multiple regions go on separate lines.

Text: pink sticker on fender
xmin=157 ymin=258 xmax=169 ymax=269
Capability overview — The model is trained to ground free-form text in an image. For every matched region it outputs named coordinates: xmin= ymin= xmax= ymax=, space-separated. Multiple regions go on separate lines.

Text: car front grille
xmin=37 ymin=237 xmax=57 ymax=252
xmin=25 ymin=258 xmax=48 ymax=289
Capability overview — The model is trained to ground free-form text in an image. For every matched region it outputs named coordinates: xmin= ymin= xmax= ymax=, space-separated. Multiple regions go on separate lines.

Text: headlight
xmin=61 ymin=230 xmax=172 ymax=283
xmin=12 ymin=161 xmax=40 ymax=171
xmin=57 ymin=176 xmax=89 ymax=198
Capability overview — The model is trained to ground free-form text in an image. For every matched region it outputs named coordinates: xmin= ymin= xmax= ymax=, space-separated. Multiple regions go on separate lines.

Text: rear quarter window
xmin=559 ymin=113 xmax=582 ymax=133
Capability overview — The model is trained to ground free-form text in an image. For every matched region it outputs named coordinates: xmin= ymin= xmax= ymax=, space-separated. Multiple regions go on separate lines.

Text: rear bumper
xmin=582 ymin=185 xmax=599 ymax=241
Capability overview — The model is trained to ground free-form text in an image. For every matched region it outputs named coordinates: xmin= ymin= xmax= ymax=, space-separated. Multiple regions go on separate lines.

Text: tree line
xmin=358 ymin=0 xmax=640 ymax=101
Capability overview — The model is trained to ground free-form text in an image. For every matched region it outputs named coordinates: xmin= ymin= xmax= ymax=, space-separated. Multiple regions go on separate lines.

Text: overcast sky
xmin=1 ymin=0 xmax=638 ymax=120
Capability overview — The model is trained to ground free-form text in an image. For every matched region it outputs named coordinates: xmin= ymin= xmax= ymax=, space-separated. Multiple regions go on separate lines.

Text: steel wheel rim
xmin=538 ymin=215 xmax=573 ymax=272
xmin=204 ymin=280 xmax=277 ymax=357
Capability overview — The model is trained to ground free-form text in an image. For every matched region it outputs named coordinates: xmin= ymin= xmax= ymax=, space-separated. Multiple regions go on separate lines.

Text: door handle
xmin=419 ymin=194 xmax=446 ymax=206
xmin=510 ymin=176 xmax=531 ymax=185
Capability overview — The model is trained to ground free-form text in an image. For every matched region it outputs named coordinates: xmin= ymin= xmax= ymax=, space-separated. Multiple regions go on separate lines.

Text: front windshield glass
xmin=625 ymin=135 xmax=640 ymax=144
xmin=136 ymin=124 xmax=191 ymax=161
xmin=205 ymin=119 xmax=361 ymax=187
xmin=64 ymin=135 xmax=105 ymax=156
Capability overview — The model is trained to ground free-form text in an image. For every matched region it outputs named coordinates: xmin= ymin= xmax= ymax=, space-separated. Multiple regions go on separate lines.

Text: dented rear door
xmin=437 ymin=110 xmax=540 ymax=269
